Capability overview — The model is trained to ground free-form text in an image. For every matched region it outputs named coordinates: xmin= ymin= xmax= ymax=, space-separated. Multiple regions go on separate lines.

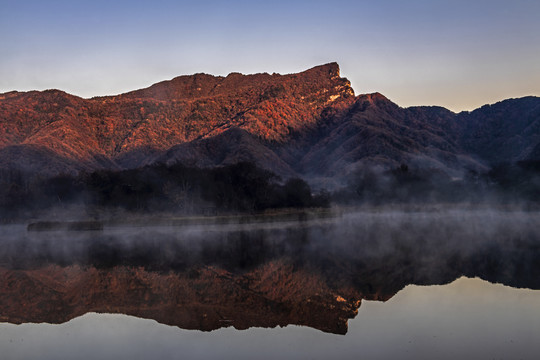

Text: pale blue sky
xmin=1 ymin=0 xmax=539 ymax=111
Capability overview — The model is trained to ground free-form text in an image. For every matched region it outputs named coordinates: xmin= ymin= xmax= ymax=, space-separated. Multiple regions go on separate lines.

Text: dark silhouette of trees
xmin=5 ymin=159 xmax=540 ymax=221
xmin=283 ymin=178 xmax=313 ymax=208
xmin=0 ymin=162 xmax=330 ymax=220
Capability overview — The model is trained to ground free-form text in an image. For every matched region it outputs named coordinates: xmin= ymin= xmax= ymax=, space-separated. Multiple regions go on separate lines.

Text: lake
xmin=1 ymin=208 xmax=539 ymax=359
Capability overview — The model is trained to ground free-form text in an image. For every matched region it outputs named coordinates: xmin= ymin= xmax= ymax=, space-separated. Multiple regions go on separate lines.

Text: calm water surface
xmin=1 ymin=278 xmax=539 ymax=360
xmin=0 ymin=209 xmax=539 ymax=359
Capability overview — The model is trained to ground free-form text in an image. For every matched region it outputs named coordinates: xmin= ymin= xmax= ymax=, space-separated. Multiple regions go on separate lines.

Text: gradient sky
xmin=1 ymin=0 xmax=539 ymax=112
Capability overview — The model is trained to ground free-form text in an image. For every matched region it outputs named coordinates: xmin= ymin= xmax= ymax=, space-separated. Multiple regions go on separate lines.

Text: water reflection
xmin=0 ymin=209 xmax=539 ymax=335
xmin=1 ymin=278 xmax=539 ymax=360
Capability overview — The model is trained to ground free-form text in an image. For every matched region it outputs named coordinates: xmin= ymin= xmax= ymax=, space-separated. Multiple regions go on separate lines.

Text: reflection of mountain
xmin=0 ymin=262 xmax=359 ymax=334
xmin=1 ymin=210 xmax=539 ymax=334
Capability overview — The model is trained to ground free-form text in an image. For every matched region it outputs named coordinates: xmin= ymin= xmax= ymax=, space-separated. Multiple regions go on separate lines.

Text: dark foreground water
xmin=1 ymin=208 xmax=539 ymax=359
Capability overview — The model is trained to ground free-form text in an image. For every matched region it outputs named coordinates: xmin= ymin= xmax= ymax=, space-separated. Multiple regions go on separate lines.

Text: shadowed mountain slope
xmin=457 ymin=96 xmax=540 ymax=164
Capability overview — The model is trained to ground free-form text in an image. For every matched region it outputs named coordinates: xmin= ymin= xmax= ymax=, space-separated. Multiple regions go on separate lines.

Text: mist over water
xmin=2 ymin=207 xmax=539 ymax=288
xmin=1 ymin=206 xmax=539 ymax=359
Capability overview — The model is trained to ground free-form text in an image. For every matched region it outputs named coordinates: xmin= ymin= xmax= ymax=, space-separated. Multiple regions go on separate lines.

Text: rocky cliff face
xmin=1 ymin=63 xmax=539 ymax=182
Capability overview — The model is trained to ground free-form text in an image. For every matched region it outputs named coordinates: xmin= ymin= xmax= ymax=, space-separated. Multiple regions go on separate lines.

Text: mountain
xmin=457 ymin=96 xmax=540 ymax=164
xmin=153 ymin=127 xmax=297 ymax=178
xmin=1 ymin=63 xmax=539 ymax=186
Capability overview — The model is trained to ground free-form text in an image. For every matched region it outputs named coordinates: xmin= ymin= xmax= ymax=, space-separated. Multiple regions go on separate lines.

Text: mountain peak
xmin=302 ymin=62 xmax=340 ymax=79
xmin=360 ymin=92 xmax=388 ymax=101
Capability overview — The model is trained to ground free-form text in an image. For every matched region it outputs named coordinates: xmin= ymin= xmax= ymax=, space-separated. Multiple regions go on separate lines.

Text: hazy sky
xmin=1 ymin=0 xmax=539 ymax=111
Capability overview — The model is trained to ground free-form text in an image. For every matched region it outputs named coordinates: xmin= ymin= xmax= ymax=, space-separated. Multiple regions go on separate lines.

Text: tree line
xmin=2 ymin=160 xmax=540 ymax=221
xmin=0 ymin=162 xmax=329 ymax=220
xmin=334 ymin=161 xmax=540 ymax=205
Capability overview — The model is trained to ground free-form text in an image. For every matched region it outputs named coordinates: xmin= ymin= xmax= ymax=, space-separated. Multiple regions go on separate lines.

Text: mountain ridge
xmin=1 ymin=63 xmax=539 ymax=186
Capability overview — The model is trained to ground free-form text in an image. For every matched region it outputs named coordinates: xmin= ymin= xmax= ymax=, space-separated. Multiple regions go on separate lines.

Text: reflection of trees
xmin=4 ymin=213 xmax=540 ymax=291
xmin=1 ymin=211 xmax=539 ymax=333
